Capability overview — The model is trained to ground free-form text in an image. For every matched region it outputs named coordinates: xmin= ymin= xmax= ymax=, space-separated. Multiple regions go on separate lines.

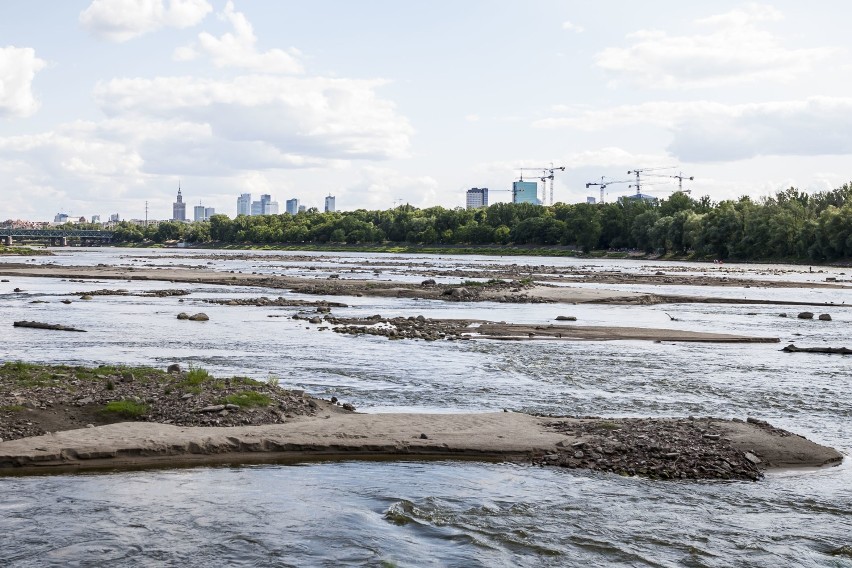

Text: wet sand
xmin=0 ymin=412 xmax=842 ymax=479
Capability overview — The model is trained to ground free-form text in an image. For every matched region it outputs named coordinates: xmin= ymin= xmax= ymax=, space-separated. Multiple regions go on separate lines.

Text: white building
xmin=324 ymin=195 xmax=336 ymax=212
xmin=465 ymin=187 xmax=489 ymax=209
xmin=193 ymin=205 xmax=206 ymax=222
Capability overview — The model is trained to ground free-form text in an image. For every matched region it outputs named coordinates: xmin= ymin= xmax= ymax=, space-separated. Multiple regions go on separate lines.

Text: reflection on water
xmin=1 ymin=249 xmax=851 ymax=566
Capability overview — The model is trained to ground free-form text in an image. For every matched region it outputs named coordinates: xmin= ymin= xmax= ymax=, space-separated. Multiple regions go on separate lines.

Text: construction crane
xmin=516 ymin=166 xmax=554 ymax=205
xmin=585 ymin=176 xmax=632 ymax=203
xmin=540 ymin=163 xmax=566 ymax=205
xmin=626 ymin=166 xmax=676 ymax=196
xmin=670 ymin=172 xmax=694 ymax=193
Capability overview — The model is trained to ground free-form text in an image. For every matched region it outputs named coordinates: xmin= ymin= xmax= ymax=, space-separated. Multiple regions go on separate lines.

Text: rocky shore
xmin=0 ymin=363 xmax=843 ymax=479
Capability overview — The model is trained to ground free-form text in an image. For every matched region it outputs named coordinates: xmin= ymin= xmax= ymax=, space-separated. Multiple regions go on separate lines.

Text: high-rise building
xmin=109 ymin=213 xmax=120 ymax=222
xmin=466 ymin=187 xmax=489 ymax=209
xmin=285 ymin=198 xmax=299 ymax=215
xmin=173 ymin=186 xmax=186 ymax=221
xmin=193 ymin=205 xmax=206 ymax=222
xmin=250 ymin=194 xmax=279 ymax=215
xmin=512 ymin=181 xmax=540 ymax=205
xmin=298 ymin=205 xmax=306 ymax=213
xmin=205 ymin=207 xmax=216 ymax=219
xmin=237 ymin=193 xmax=251 ymax=216
xmin=91 ymin=215 xmax=101 ymax=224
xmin=324 ymin=195 xmax=336 ymax=212
xmin=54 ymin=213 xmax=69 ymax=223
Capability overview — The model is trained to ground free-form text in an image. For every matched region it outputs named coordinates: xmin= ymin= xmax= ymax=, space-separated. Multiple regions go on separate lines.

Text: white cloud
xmin=595 ymin=3 xmax=837 ymax=89
xmin=176 ymin=1 xmax=303 ymax=74
xmin=534 ymin=97 xmax=852 ymax=163
xmin=93 ymin=75 xmax=412 ymax=161
xmin=668 ymin=97 xmax=852 ymax=162
xmin=0 ymin=46 xmax=47 ymax=118
xmin=80 ymin=0 xmax=212 ymax=42
xmin=562 ymin=20 xmax=584 ymax=33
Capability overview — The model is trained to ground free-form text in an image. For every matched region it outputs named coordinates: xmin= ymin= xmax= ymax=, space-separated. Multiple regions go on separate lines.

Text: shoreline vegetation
xmin=11 ymin=183 xmax=851 ymax=264
xmin=0 ymin=363 xmax=842 ymax=479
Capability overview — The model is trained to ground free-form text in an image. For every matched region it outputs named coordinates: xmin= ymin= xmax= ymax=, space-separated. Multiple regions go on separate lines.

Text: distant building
xmin=324 ymin=195 xmax=336 ymax=213
xmin=285 ymin=198 xmax=299 ymax=215
xmin=54 ymin=213 xmax=69 ymax=223
xmin=624 ymin=193 xmax=658 ymax=203
xmin=512 ymin=181 xmax=540 ymax=205
xmin=586 ymin=197 xmax=596 ymax=204
xmin=109 ymin=213 xmax=120 ymax=222
xmin=237 ymin=193 xmax=251 ymax=216
xmin=466 ymin=187 xmax=489 ymax=209
xmin=91 ymin=215 xmax=101 ymax=224
xmin=193 ymin=205 xmax=206 ymax=222
xmin=205 ymin=207 xmax=216 ymax=219
xmin=298 ymin=205 xmax=306 ymax=213
xmin=251 ymin=194 xmax=279 ymax=215
xmin=172 ymin=186 xmax=186 ymax=221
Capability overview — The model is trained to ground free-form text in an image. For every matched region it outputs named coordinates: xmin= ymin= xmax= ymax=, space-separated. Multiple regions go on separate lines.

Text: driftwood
xmin=782 ymin=344 xmax=851 ymax=355
xmin=13 ymin=321 xmax=87 ymax=332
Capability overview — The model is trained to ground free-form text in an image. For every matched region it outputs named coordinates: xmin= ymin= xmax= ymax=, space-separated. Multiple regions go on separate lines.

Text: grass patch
xmin=100 ymin=400 xmax=148 ymax=418
xmin=0 ymin=404 xmax=26 ymax=413
xmin=596 ymin=421 xmax=621 ymax=431
xmin=221 ymin=391 xmax=272 ymax=408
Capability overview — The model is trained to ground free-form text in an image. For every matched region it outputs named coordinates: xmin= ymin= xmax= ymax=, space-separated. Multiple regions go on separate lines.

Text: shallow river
xmin=1 ymin=249 xmax=851 ymax=567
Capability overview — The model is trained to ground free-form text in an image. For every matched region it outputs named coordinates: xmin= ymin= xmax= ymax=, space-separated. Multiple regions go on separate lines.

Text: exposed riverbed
xmin=1 ymin=248 xmax=851 ymax=567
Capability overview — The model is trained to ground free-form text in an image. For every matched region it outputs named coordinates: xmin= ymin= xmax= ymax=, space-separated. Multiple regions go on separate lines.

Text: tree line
xmin=109 ymin=183 xmax=852 ymax=261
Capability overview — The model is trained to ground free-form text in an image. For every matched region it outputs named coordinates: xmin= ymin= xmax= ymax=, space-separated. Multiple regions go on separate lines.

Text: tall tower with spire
xmin=172 ymin=183 xmax=186 ymax=221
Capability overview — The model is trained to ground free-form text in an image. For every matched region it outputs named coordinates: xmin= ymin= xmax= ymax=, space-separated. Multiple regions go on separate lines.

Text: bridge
xmin=0 ymin=228 xmax=115 ymax=247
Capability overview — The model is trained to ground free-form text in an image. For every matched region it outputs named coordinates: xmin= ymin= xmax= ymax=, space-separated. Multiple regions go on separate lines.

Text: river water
xmin=1 ymin=249 xmax=850 ymax=567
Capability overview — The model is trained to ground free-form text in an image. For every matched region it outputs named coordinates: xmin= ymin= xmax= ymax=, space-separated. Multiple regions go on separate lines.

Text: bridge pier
xmin=2 ymin=236 xmax=11 ymax=246
xmin=61 ymin=237 xmax=68 ymax=247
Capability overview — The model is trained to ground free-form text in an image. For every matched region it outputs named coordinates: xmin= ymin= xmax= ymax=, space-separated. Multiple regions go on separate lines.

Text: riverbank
xmin=0 ymin=363 xmax=843 ymax=479
xmin=0 ymin=262 xmax=849 ymax=308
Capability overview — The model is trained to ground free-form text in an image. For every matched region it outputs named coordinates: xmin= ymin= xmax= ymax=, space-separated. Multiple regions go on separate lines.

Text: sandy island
xmin=0 ymin=412 xmax=842 ymax=480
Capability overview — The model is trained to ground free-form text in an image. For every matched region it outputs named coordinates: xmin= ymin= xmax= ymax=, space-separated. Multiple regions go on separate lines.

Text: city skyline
xmin=3 ymin=2 xmax=852 ymax=221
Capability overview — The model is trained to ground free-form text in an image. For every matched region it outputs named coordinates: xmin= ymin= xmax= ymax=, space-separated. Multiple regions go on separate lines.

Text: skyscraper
xmin=512 ymin=181 xmax=540 ymax=205
xmin=237 ymin=193 xmax=251 ymax=216
xmin=466 ymin=188 xmax=488 ymax=209
xmin=285 ymin=198 xmax=299 ymax=215
xmin=193 ymin=205 xmax=206 ymax=222
xmin=172 ymin=186 xmax=186 ymax=221
xmin=324 ymin=195 xmax=336 ymax=212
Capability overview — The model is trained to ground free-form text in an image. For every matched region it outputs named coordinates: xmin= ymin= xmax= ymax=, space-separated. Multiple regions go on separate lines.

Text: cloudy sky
xmin=2 ymin=1 xmax=851 ymax=221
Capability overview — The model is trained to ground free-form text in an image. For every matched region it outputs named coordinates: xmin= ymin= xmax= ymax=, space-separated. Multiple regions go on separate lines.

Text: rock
xmin=818 ymin=314 xmax=832 ymax=321
xmin=555 ymin=315 xmax=577 ymax=321
xmin=744 ymin=452 xmax=762 ymax=465
xmin=797 ymin=311 xmax=814 ymax=319
xmin=779 ymin=313 xmax=788 ymax=317
xmin=188 ymin=313 xmax=209 ymax=321
xmin=61 ymin=299 xmax=72 ymax=304
xmin=13 ymin=320 xmax=86 ymax=332
xmin=176 ymin=312 xmax=190 ymax=320
xmin=308 ymin=317 xmax=322 ymax=324
xmin=342 ymin=402 xmax=355 ymax=411
xmin=13 ymin=287 xmax=23 ymax=292
xmin=80 ymin=295 xmax=93 ymax=300
xmin=420 ymin=433 xmax=429 ymax=439
xmin=420 ymin=279 xmax=436 ymax=287
xmin=194 ymin=405 xmax=226 ymax=413
xmin=167 ymin=363 xmax=182 ymax=373
xmin=181 ymin=393 xmax=193 ymax=400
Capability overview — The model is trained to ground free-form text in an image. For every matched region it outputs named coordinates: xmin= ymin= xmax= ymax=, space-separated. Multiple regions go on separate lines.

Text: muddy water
xmin=1 ymin=249 xmax=851 ymax=567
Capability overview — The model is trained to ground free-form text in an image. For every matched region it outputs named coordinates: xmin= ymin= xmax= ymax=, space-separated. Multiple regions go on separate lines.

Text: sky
xmin=2 ymin=0 xmax=852 ymax=221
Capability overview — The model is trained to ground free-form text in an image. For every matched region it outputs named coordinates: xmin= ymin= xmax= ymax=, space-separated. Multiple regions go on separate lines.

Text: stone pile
xmin=538 ymin=417 xmax=764 ymax=481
